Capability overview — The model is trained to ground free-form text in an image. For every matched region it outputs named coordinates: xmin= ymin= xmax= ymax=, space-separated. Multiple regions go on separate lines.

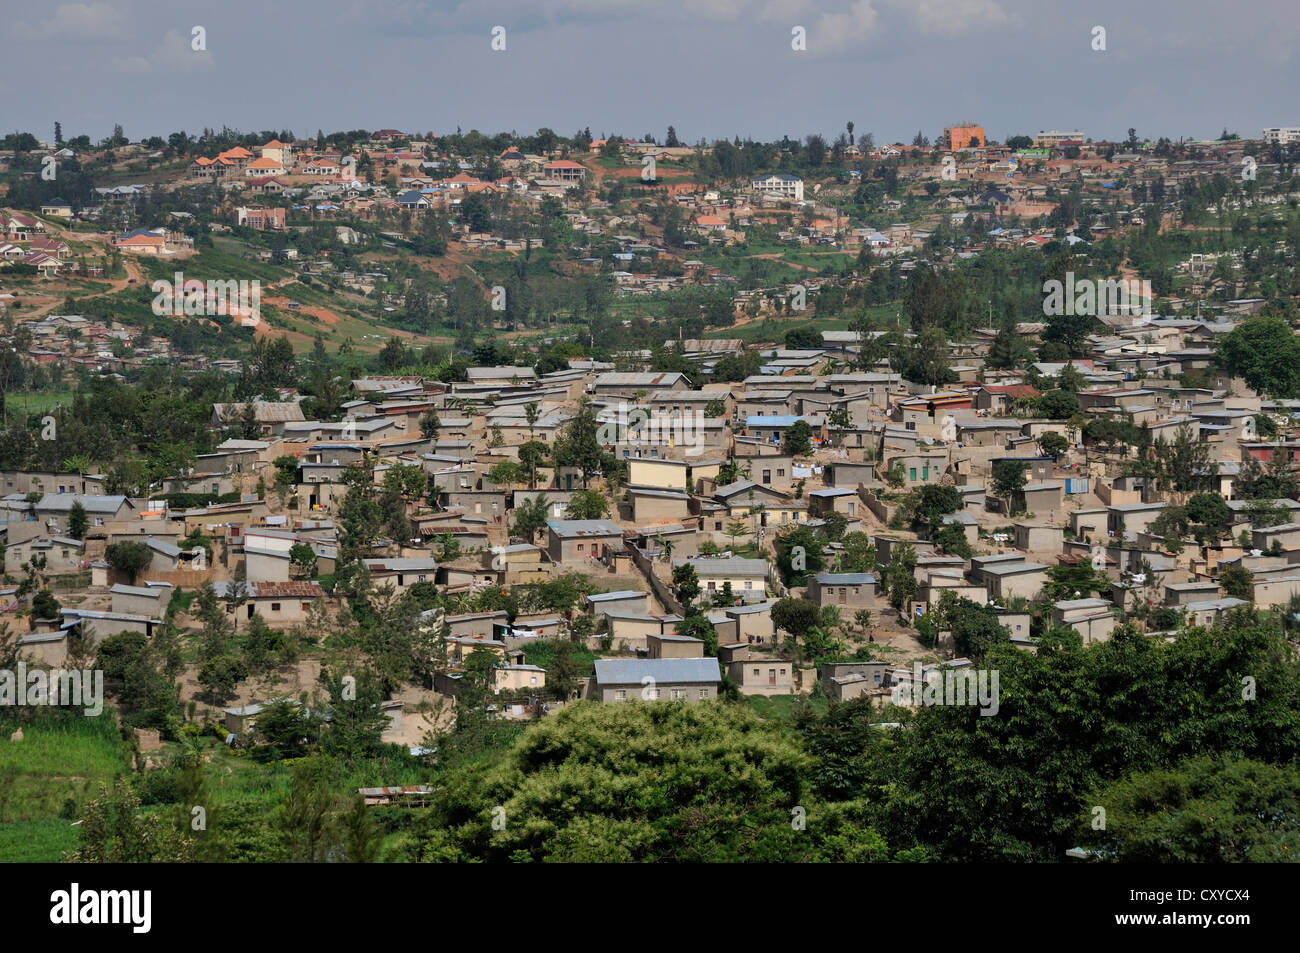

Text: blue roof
xmin=744 ymin=415 xmax=806 ymax=427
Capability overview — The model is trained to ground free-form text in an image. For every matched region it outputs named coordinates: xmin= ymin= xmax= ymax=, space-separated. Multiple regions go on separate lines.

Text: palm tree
xmin=657 ymin=535 xmax=674 ymax=563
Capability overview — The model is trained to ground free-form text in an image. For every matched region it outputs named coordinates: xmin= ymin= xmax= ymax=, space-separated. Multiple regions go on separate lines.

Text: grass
xmin=4 ymin=390 xmax=74 ymax=416
xmin=521 ymin=639 xmax=599 ymax=674
xmin=0 ymin=819 xmax=81 ymax=862
xmin=0 ymin=709 xmax=131 ymax=833
xmin=743 ymin=693 xmax=827 ymax=723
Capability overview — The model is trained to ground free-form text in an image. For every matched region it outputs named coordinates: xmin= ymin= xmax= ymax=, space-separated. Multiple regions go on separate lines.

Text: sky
xmin=5 ymin=0 xmax=1298 ymax=147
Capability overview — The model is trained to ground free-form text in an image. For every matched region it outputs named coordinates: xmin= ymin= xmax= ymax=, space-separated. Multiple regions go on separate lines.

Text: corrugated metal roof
xmin=594 ymin=657 xmax=721 ymax=685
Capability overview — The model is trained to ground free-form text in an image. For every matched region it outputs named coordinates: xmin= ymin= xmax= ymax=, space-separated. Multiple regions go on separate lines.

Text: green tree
xmin=553 ymin=397 xmax=605 ymax=487
xmin=289 ymin=542 xmax=318 ymax=579
xmin=986 ymin=322 xmax=1034 ymax=370
xmin=1220 ymin=565 xmax=1254 ymax=601
xmin=1217 ymin=315 xmax=1300 ymax=397
xmin=1038 ymin=431 xmax=1068 ymax=459
xmin=672 ymin=562 xmax=701 ymax=606
xmin=32 ymin=589 xmax=61 ymax=620
xmin=782 ymin=420 xmax=814 ymax=456
xmin=991 ymin=460 xmax=1028 ymax=514
xmin=67 ymin=500 xmax=88 ymax=540
xmin=1078 ymin=757 xmax=1300 ymax=862
xmin=105 ymin=540 xmax=152 ymax=584
xmin=564 ymin=489 xmax=609 ymax=520
xmin=412 ymin=702 xmax=879 ymax=862
xmin=771 ymin=597 xmax=822 ymax=650
xmin=511 ymin=494 xmax=550 ymax=542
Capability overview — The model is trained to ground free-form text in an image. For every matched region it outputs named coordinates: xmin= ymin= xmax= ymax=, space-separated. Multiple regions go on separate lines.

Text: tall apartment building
xmin=943 ymin=124 xmax=986 ymax=150
xmin=236 ymin=206 xmax=287 ymax=230
xmin=750 ymin=173 xmax=804 ymax=202
xmin=1263 ymin=127 xmax=1300 ymax=145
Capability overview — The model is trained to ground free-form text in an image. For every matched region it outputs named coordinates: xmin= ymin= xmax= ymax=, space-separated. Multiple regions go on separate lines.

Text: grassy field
xmin=743 ymin=693 xmax=827 ymax=723
xmin=3 ymin=390 xmax=75 ymax=416
xmin=0 ymin=819 xmax=81 ymax=862
xmin=0 ymin=709 xmax=131 ymax=860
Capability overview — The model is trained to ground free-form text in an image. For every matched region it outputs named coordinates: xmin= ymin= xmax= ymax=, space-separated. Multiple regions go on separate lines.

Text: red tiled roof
xmin=981 ymin=384 xmax=1040 ymax=398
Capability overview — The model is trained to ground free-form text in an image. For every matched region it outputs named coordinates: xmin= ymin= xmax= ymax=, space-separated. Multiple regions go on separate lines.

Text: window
xmin=744 ymin=581 xmax=753 ymax=589
xmin=671 ymin=689 xmax=684 ymax=700
xmin=699 ymin=689 xmax=709 ymax=699
xmin=577 ymin=543 xmax=584 ymax=553
xmin=752 ymin=668 xmax=760 ymax=676
xmin=271 ymin=602 xmax=281 ymax=612
xmin=778 ymin=468 xmax=785 ymax=477
xmin=909 ymin=468 xmax=917 ymax=481
xmin=615 ymin=689 xmax=626 ymax=700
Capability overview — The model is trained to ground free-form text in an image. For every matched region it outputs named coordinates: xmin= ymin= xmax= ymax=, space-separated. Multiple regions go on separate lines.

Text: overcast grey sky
xmin=6 ymin=0 xmax=1297 ymax=146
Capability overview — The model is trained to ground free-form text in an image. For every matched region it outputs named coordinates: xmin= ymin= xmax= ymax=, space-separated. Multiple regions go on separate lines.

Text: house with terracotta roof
xmin=693 ymin=214 xmax=727 ymax=234
xmin=115 ymin=227 xmax=168 ymax=255
xmin=190 ymin=155 xmax=235 ymax=179
xmin=244 ymin=156 xmax=285 ymax=176
xmin=542 ymin=160 xmax=586 ymax=182
xmin=974 ymin=383 xmax=1040 ymax=413
xmin=302 ymin=158 xmax=340 ymax=176
xmin=260 ymin=139 xmax=293 ymax=167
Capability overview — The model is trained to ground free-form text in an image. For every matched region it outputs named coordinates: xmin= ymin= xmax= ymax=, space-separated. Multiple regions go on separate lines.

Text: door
xmin=762 ymin=469 xmax=771 ymax=483
xmin=838 ymin=588 xmax=846 ymax=605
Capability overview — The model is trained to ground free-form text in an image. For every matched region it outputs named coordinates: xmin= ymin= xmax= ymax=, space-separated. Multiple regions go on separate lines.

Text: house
xmin=546 ymin=519 xmax=623 ymax=566
xmin=647 ymin=633 xmax=705 ymax=659
xmin=33 ymin=495 xmax=134 ymax=534
xmin=973 ymin=384 xmax=1040 ymax=414
xmin=362 ymin=557 xmax=438 ymax=594
xmin=821 ymin=660 xmax=893 ymax=701
xmin=210 ymin=401 xmax=306 ymax=435
xmin=678 ymin=557 xmax=769 ymax=601
xmin=39 ymin=198 xmax=73 ymax=218
xmin=115 ymin=227 xmax=167 ymax=255
xmin=807 ymin=572 xmax=876 ymax=609
xmin=750 ymin=174 xmax=805 ymax=201
xmin=808 ymin=488 xmax=862 ymax=519
xmin=586 ymin=589 xmax=650 ymax=617
xmin=981 ymin=560 xmax=1050 ymax=600
xmin=111 ymin=583 xmax=172 ymax=618
xmin=213 ymin=580 xmax=325 ymax=627
xmin=236 ymin=206 xmax=287 ymax=230
xmin=592 ymin=372 xmax=690 ymax=399
xmin=541 ymin=160 xmax=587 ymax=182
xmin=590 ymin=657 xmax=722 ymax=702
xmin=720 ymin=643 xmax=794 ymax=696
xmin=1011 ymin=483 xmax=1062 ymax=517
xmin=489 ymin=664 xmax=547 ymax=694
xmin=1053 ymin=598 xmax=1116 ymax=644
